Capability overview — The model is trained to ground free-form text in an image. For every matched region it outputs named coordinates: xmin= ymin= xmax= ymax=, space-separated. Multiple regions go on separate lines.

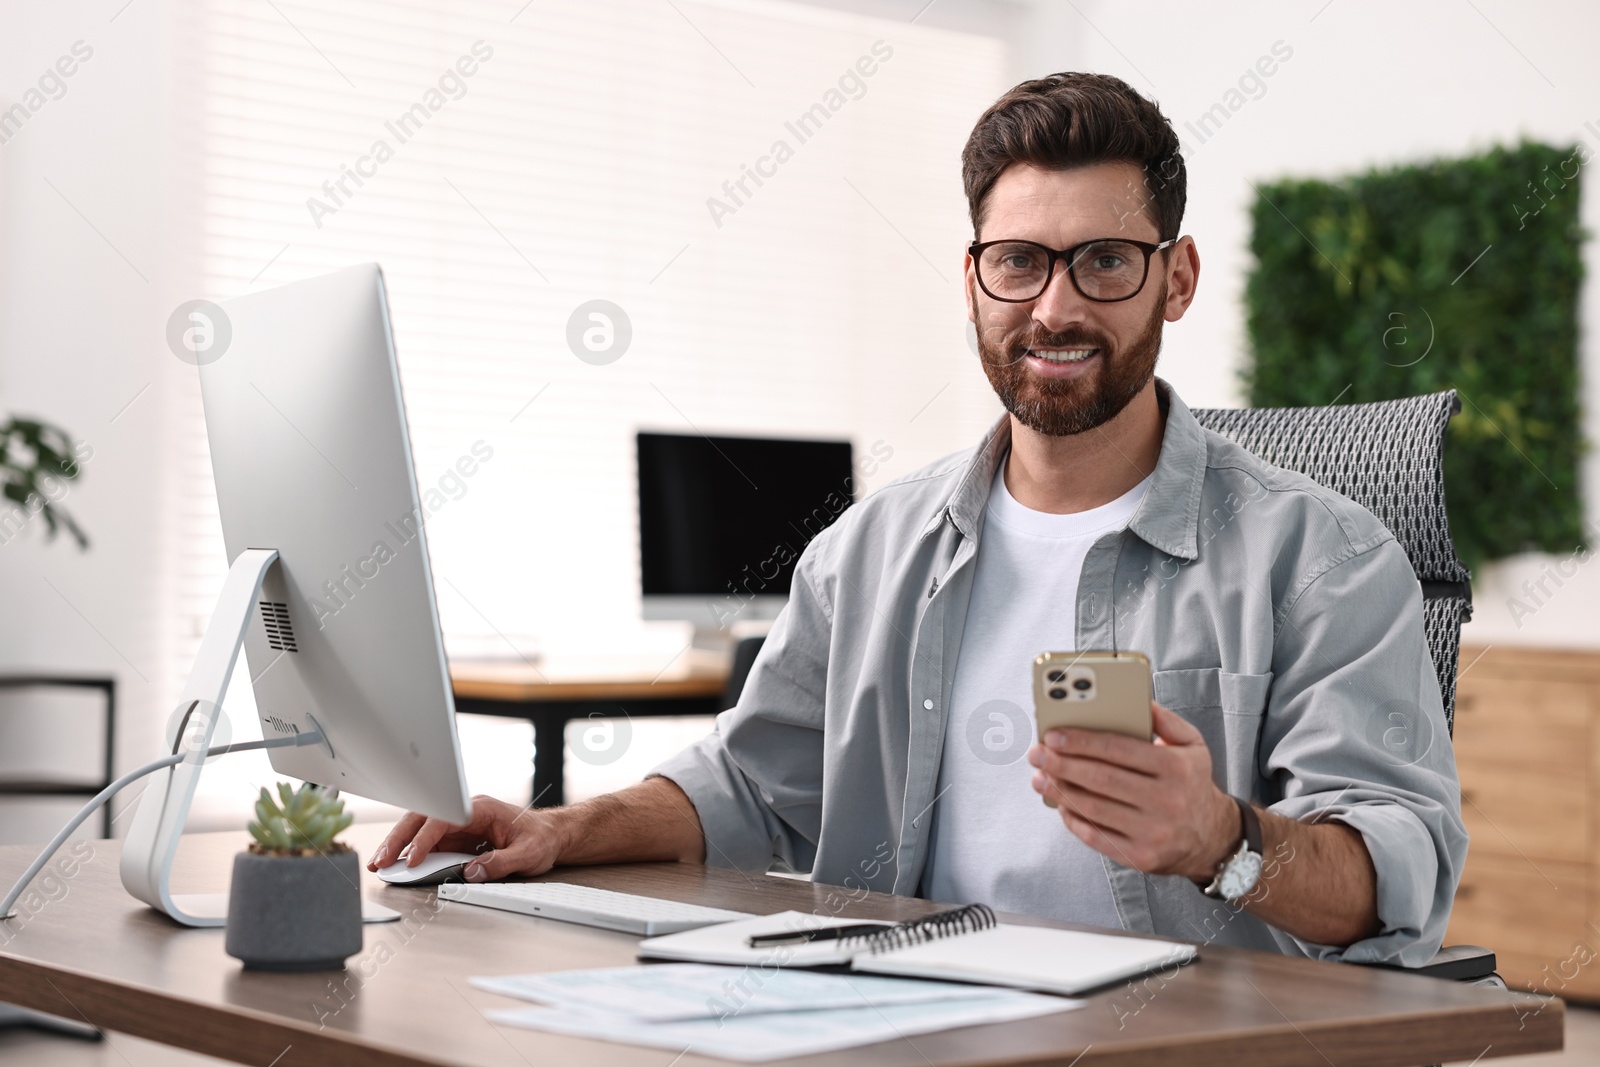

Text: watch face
xmin=1220 ymin=851 xmax=1264 ymax=901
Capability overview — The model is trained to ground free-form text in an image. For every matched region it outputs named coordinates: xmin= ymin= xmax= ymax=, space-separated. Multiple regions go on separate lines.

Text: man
xmin=373 ymin=73 xmax=1465 ymax=964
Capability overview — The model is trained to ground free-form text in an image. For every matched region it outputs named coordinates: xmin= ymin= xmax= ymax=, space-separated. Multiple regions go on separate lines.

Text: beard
xmin=974 ymin=286 xmax=1166 ymax=437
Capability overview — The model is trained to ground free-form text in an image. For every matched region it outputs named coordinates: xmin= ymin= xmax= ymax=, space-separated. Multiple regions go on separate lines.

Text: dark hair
xmin=961 ymin=72 xmax=1186 ymax=241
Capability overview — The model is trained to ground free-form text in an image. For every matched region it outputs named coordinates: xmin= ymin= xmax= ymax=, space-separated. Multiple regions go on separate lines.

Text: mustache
xmin=981 ymin=324 xmax=1115 ymax=366
xmin=1016 ymin=327 xmax=1112 ymax=353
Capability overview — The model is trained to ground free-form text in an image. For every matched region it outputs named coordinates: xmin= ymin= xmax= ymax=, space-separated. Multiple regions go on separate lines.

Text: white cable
xmin=1 ymin=731 xmax=324 ymax=921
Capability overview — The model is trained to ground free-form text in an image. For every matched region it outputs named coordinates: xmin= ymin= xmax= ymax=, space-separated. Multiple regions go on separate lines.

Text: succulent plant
xmin=248 ymin=782 xmax=354 ymax=855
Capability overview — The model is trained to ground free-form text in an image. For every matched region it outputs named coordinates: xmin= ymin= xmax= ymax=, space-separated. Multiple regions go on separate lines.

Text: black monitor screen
xmin=637 ymin=432 xmax=855 ymax=598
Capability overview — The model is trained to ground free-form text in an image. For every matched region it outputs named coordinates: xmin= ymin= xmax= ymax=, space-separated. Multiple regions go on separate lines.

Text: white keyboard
xmin=436 ymin=881 xmax=756 ymax=936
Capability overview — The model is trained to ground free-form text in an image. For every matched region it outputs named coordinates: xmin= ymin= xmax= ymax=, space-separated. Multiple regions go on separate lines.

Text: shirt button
xmin=923 ymin=699 xmax=934 ymax=710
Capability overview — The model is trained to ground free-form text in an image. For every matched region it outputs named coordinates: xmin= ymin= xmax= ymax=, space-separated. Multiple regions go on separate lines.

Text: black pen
xmin=746 ymin=923 xmax=888 ymax=947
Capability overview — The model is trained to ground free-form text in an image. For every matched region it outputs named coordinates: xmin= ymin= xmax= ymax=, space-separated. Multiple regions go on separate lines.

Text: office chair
xmin=1192 ymin=389 xmax=1499 ymax=990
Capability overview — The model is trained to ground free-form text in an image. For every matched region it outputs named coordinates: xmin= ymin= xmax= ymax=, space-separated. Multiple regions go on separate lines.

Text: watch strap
xmin=1199 ymin=796 xmax=1263 ymax=900
xmin=1235 ymin=796 xmax=1262 ymax=856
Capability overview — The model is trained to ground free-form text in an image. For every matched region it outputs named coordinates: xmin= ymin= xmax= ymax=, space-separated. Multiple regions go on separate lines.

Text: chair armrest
xmin=1411 ymin=944 xmax=1498 ymax=981
xmin=1353 ymin=944 xmax=1498 ymax=982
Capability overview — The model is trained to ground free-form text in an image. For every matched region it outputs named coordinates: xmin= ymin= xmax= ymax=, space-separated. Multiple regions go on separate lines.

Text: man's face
xmin=964 ymin=161 xmax=1189 ymax=437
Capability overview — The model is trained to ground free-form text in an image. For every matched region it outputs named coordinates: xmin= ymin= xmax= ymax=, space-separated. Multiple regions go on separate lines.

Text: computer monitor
xmin=636 ymin=431 xmax=854 ymax=635
xmin=119 ymin=263 xmax=471 ymax=926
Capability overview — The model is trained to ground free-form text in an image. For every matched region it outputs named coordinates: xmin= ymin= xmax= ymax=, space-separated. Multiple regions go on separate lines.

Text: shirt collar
xmin=932 ymin=377 xmax=1208 ymax=561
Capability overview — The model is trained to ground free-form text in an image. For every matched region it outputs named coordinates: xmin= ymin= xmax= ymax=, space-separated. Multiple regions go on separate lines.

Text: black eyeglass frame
xmin=967 ymin=237 xmax=1178 ymax=303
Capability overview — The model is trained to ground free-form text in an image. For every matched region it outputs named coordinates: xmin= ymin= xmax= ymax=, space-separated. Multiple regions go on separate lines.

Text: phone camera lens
xmin=1046 ymin=669 xmax=1066 ymax=683
xmin=1048 ymin=687 xmax=1067 ymax=700
xmin=1072 ymin=678 xmax=1092 ymax=691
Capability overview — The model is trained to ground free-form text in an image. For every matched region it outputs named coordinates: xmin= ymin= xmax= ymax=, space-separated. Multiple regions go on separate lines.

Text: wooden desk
xmin=451 ymin=653 xmax=730 ymax=807
xmin=0 ymin=825 xmax=1565 ymax=1066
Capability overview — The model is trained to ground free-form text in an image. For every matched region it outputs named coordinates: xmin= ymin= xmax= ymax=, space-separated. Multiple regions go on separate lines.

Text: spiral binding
xmin=845 ymin=903 xmax=998 ymax=956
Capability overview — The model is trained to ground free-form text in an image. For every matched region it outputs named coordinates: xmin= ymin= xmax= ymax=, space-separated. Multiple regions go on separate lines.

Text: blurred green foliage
xmin=1244 ymin=141 xmax=1587 ymax=570
xmin=0 ymin=415 xmax=88 ymax=548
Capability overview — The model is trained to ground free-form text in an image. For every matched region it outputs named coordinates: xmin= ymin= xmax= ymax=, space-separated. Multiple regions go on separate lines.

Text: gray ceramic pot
xmin=224 ymin=849 xmax=363 ymax=971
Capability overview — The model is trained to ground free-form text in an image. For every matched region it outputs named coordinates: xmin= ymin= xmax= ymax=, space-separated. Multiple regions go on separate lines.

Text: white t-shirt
xmin=922 ymin=459 xmax=1152 ymax=927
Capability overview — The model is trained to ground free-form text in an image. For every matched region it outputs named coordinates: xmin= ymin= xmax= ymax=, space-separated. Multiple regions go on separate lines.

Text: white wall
xmin=0 ymin=0 xmax=184 ymax=841
xmin=822 ymin=0 xmax=1600 ymax=651
xmin=2 ymin=0 xmax=1597 ymax=846
xmin=997 ymin=0 xmax=1600 ymax=649
xmin=0 ymin=0 xmax=1014 ymax=840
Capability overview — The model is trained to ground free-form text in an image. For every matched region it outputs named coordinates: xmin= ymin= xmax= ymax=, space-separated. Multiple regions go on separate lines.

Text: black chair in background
xmin=0 ymin=675 xmax=114 ymax=1041
xmin=0 ymin=676 xmax=116 ymax=838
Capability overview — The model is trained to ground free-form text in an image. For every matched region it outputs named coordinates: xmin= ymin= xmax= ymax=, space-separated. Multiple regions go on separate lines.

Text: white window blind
xmin=169 ymin=0 xmax=1005 ymax=699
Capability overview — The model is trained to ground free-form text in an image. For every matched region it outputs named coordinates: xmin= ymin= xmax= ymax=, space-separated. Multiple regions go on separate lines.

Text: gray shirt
xmin=652 ymin=380 xmax=1467 ymax=966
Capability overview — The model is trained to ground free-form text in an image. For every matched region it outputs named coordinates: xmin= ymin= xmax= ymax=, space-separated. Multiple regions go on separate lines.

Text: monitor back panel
xmin=202 ymin=263 xmax=470 ymax=823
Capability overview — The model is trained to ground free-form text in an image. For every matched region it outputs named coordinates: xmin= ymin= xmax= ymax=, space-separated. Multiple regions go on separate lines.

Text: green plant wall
xmin=1244 ymin=141 xmax=1586 ymax=570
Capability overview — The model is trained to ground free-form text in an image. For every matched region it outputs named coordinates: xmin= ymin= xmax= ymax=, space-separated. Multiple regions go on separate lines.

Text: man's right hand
xmin=366 ymin=794 xmax=563 ymax=883
xmin=365 ymin=777 xmax=707 ymax=882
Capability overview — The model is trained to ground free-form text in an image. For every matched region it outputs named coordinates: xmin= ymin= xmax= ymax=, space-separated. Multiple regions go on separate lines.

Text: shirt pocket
xmin=1152 ymin=668 xmax=1273 ymax=800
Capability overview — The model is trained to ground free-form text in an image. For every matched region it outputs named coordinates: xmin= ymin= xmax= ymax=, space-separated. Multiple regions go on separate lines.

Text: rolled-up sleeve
xmin=648 ymin=552 xmax=833 ymax=874
xmin=1260 ymin=538 xmax=1469 ymax=966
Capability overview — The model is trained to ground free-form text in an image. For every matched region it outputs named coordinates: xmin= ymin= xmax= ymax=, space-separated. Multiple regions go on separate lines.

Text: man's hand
xmin=1029 ymin=700 xmax=1382 ymax=946
xmin=367 ymin=794 xmax=562 ymax=883
xmin=365 ymin=777 xmax=708 ymax=883
xmin=1028 ymin=700 xmax=1237 ymax=882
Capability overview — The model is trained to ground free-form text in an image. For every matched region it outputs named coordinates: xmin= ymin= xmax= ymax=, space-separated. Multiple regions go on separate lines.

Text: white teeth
xmin=1031 ymin=348 xmax=1098 ymax=363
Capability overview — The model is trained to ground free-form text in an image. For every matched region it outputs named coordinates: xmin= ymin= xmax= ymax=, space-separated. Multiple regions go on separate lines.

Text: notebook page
xmin=637 ymin=910 xmax=893 ymax=967
xmin=853 ymin=924 xmax=1196 ymax=996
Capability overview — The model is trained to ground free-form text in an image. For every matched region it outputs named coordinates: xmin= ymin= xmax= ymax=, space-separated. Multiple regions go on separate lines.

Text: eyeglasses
xmin=968 ymin=237 xmax=1177 ymax=303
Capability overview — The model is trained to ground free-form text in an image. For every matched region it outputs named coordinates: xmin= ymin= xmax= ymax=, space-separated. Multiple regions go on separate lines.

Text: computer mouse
xmin=375 ymin=850 xmax=480 ymax=886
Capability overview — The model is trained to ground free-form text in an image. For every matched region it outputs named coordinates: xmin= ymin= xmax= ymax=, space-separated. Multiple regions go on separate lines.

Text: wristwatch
xmin=1200 ymin=796 xmax=1264 ymax=903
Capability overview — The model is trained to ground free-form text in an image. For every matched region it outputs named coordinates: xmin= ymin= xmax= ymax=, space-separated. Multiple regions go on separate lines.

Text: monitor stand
xmin=118 ymin=548 xmax=400 ymax=928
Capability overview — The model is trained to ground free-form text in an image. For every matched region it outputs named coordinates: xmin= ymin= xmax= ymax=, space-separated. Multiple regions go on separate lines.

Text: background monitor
xmin=204 ymin=263 xmax=471 ymax=824
xmin=637 ymin=431 xmax=854 ymax=633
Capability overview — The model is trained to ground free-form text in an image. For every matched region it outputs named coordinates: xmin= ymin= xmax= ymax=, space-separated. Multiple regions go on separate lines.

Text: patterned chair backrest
xmin=1190 ymin=391 xmax=1472 ymax=733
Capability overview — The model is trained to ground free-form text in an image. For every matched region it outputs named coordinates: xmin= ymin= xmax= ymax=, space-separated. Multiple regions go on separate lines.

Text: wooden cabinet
xmin=1446 ymin=645 xmax=1600 ymax=1001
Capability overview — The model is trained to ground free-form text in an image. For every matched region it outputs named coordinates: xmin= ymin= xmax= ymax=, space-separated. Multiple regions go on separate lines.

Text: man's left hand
xmin=1028 ymin=700 xmax=1239 ymax=882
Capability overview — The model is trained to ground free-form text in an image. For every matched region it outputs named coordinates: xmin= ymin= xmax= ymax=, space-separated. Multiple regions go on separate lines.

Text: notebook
xmin=638 ymin=904 xmax=1197 ymax=997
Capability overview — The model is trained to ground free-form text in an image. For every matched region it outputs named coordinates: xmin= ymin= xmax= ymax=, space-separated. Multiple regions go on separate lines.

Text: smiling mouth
xmin=1026 ymin=347 xmax=1100 ymax=363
